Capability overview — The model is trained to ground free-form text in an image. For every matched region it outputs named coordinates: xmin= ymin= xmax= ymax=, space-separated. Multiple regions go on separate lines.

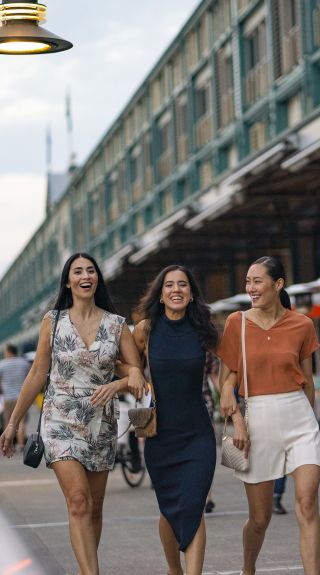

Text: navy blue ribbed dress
xmin=144 ymin=314 xmax=216 ymax=552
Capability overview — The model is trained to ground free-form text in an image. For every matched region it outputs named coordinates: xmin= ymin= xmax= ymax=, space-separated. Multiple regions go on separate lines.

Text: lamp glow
xmin=0 ymin=1 xmax=72 ymax=55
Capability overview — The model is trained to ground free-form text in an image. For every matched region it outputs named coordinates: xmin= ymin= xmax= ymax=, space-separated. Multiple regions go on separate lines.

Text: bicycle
xmin=115 ymin=434 xmax=146 ymax=487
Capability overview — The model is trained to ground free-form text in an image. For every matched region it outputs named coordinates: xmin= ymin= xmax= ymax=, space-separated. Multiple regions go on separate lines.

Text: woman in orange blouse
xmin=219 ymin=256 xmax=320 ymax=575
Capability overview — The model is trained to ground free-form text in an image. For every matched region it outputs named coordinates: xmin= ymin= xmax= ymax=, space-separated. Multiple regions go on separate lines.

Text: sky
xmin=0 ymin=0 xmax=200 ymax=279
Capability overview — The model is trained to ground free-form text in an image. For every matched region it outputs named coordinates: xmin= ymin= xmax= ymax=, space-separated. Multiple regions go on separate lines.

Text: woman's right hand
xmin=220 ymin=380 xmax=237 ymax=418
xmin=0 ymin=424 xmax=17 ymax=458
xmin=232 ymin=413 xmax=250 ymax=458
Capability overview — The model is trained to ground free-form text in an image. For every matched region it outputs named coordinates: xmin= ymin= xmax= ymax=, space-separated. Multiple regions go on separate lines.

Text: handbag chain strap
xmin=36 ymin=309 xmax=60 ymax=435
xmin=223 ymin=311 xmax=249 ymax=434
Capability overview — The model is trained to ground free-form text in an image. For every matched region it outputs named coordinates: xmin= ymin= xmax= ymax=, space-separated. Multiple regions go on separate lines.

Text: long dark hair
xmin=252 ymin=256 xmax=291 ymax=309
xmin=54 ymin=252 xmax=117 ymax=313
xmin=135 ymin=264 xmax=218 ymax=350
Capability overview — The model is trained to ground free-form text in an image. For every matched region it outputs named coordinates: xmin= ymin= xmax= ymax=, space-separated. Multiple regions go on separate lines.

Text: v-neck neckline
xmin=245 ymin=309 xmax=289 ymax=332
xmin=68 ymin=309 xmax=105 ymax=350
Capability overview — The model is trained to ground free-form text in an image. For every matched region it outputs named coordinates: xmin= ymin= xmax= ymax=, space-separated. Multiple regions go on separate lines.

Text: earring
xmin=160 ymin=298 xmax=163 ymax=303
xmin=190 ymin=297 xmax=193 ymax=302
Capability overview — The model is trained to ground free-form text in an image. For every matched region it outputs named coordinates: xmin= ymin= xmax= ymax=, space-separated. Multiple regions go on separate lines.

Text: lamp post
xmin=0 ymin=0 xmax=72 ymax=54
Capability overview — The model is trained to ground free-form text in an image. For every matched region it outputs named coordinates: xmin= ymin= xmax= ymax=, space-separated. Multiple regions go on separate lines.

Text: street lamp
xmin=0 ymin=1 xmax=73 ymax=55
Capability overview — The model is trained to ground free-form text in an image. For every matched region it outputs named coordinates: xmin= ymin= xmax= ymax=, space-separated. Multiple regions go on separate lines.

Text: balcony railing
xmin=245 ymin=59 xmax=268 ymax=106
xmin=196 ymin=113 xmax=213 ymax=148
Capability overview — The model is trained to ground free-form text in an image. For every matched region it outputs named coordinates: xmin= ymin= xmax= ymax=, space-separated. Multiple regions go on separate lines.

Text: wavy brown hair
xmin=135 ymin=264 xmax=218 ymax=350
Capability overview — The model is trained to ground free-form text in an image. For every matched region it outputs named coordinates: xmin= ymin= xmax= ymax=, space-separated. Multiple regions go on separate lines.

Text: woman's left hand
xmin=128 ymin=367 xmax=146 ymax=401
xmin=90 ymin=382 xmax=118 ymax=407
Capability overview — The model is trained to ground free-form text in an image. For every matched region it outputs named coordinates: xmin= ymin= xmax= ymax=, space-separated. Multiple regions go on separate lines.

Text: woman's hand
xmin=220 ymin=380 xmax=237 ymax=418
xmin=0 ymin=424 xmax=18 ymax=458
xmin=90 ymin=381 xmax=119 ymax=407
xmin=232 ymin=412 xmax=250 ymax=458
xmin=127 ymin=366 xmax=147 ymax=401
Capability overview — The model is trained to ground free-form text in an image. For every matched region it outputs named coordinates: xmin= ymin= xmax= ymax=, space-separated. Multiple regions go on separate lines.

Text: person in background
xmin=0 ymin=344 xmax=30 ymax=451
xmin=133 ymin=264 xmax=218 ymax=575
xmin=219 ymin=256 xmax=320 ymax=575
xmin=273 ymin=476 xmax=287 ymax=515
xmin=0 ymin=252 xmax=145 ymax=575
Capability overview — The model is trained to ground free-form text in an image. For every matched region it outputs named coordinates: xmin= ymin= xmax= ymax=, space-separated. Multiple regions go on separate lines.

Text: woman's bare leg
xmin=184 ymin=515 xmax=206 ymax=575
xmin=86 ymin=469 xmax=109 ymax=547
xmin=159 ymin=513 xmax=183 ymax=575
xmin=293 ymin=465 xmax=320 ymax=575
xmin=53 ymin=460 xmax=99 ymax=575
xmin=242 ymin=481 xmax=274 ymax=575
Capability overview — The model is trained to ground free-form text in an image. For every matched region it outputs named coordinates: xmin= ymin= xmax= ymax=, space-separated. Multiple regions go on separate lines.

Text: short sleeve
xmin=300 ymin=319 xmax=319 ymax=361
xmin=216 ymin=312 xmax=241 ymax=372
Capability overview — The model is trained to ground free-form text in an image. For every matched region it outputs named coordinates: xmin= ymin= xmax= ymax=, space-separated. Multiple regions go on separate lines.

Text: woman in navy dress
xmin=133 ymin=265 xmax=218 ymax=575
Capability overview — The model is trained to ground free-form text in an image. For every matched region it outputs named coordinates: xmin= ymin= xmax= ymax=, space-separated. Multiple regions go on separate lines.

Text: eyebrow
xmin=73 ymin=266 xmax=95 ymax=271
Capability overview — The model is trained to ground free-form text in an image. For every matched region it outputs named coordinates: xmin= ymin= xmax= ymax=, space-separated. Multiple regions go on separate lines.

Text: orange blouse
xmin=217 ymin=310 xmax=319 ymax=397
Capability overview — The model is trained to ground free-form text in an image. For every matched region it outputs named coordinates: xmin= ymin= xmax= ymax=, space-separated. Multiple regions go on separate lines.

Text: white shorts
xmin=235 ymin=390 xmax=320 ymax=483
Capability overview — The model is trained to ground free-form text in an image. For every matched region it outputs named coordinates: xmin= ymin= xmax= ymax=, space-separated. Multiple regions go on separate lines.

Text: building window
xmin=175 ymin=93 xmax=189 ymax=163
xmin=243 ymin=10 xmax=268 ymax=106
xmin=119 ymin=161 xmax=129 ymax=212
xmin=74 ymin=206 xmax=85 ymax=248
xmin=313 ymin=1 xmax=320 ymax=48
xmin=151 ymin=77 xmax=161 ymax=114
xmin=159 ymin=188 xmax=173 ymax=216
xmin=158 ymin=112 xmax=172 ymax=181
xmin=198 ymin=158 xmax=214 ymax=190
xmin=172 ymin=50 xmax=183 ymax=90
xmin=89 ymin=187 xmax=104 ymax=239
xmin=199 ymin=12 xmax=210 ymax=57
xmin=108 ymin=176 xmax=120 ymax=222
xmin=186 ymin=29 xmax=199 ymax=72
xmin=248 ymin=120 xmax=267 ymax=153
xmin=237 ymin=0 xmax=250 ymax=13
xmin=272 ymin=0 xmax=302 ymax=78
xmin=143 ymin=132 xmax=153 ymax=191
xmin=194 ymin=67 xmax=213 ymax=148
xmin=132 ymin=212 xmax=144 ymax=236
xmin=176 ymin=178 xmax=189 ymax=204
xmin=212 ymin=0 xmax=231 ymax=41
xmin=219 ymin=144 xmax=238 ymax=173
xmin=216 ymin=43 xmax=234 ymax=128
xmin=130 ymin=145 xmax=143 ymax=204
xmin=144 ymin=205 xmax=153 ymax=227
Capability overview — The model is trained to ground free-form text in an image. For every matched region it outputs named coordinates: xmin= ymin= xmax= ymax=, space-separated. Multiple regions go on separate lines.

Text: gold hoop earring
xmin=160 ymin=299 xmax=163 ymax=303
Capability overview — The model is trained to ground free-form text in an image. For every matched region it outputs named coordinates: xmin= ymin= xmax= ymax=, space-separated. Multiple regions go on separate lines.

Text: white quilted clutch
xmin=221 ymin=432 xmax=249 ymax=472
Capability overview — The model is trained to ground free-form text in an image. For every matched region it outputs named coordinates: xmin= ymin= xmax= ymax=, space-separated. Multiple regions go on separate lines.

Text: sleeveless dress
xmin=41 ymin=309 xmax=125 ymax=471
xmin=144 ymin=314 xmax=216 ymax=551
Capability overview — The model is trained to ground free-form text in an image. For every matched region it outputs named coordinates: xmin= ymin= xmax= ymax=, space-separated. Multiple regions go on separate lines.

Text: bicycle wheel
xmin=121 ymin=457 xmax=146 ymax=487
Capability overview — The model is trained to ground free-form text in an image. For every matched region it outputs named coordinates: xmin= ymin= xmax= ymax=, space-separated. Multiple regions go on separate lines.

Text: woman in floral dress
xmin=0 ymin=252 xmax=145 ymax=575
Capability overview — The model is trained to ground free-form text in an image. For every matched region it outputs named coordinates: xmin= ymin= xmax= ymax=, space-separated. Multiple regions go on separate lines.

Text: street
xmin=0 ymin=408 xmax=304 ymax=575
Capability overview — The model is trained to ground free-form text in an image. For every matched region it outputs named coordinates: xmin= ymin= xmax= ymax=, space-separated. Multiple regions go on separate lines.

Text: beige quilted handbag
xmin=221 ymin=311 xmax=250 ymax=472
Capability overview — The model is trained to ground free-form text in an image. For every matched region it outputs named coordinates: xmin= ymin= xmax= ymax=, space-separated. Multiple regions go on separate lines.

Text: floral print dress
xmin=41 ymin=309 xmax=125 ymax=471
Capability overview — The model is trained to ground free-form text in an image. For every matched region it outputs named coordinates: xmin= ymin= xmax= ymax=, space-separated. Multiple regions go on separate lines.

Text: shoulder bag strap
xmin=241 ymin=311 xmax=249 ymax=432
xmin=36 ymin=310 xmax=60 ymax=434
xmin=145 ymin=334 xmax=156 ymax=404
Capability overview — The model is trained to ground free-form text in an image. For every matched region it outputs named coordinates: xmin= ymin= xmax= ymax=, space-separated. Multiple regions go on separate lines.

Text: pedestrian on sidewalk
xmin=133 ymin=264 xmax=218 ymax=575
xmin=0 ymin=252 xmax=145 ymax=575
xmin=0 ymin=344 xmax=30 ymax=451
xmin=218 ymin=255 xmax=320 ymax=575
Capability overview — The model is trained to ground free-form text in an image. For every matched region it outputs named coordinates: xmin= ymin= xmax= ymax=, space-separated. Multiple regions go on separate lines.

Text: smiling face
xmin=161 ymin=269 xmax=193 ymax=317
xmin=66 ymin=257 xmax=99 ymax=301
xmin=246 ymin=263 xmax=284 ymax=309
